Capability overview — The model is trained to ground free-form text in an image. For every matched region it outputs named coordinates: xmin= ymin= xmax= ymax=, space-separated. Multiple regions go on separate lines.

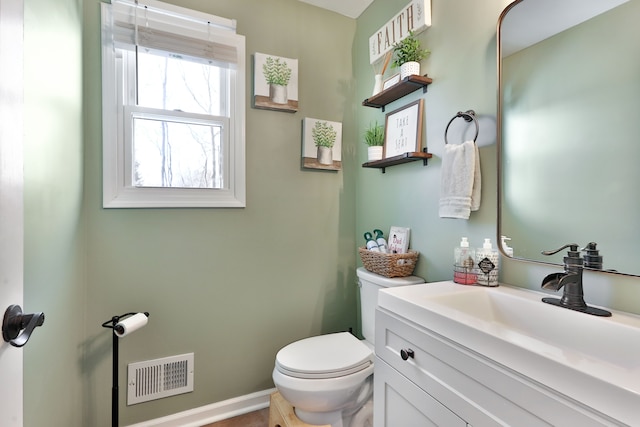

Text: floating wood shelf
xmin=362 ymin=75 xmax=433 ymax=111
xmin=362 ymin=150 xmax=433 ymax=173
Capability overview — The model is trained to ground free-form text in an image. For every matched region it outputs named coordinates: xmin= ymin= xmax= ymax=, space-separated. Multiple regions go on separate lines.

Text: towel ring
xmin=444 ymin=110 xmax=479 ymax=144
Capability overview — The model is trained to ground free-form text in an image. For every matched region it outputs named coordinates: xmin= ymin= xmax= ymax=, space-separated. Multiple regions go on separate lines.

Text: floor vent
xmin=127 ymin=353 xmax=194 ymax=405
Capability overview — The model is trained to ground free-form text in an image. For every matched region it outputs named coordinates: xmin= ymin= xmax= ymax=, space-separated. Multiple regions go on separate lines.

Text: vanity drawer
xmin=375 ymin=308 xmax=619 ymax=427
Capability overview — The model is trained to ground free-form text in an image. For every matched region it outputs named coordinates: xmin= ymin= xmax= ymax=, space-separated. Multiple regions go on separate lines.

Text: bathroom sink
xmin=377 ymin=281 xmax=640 ymax=425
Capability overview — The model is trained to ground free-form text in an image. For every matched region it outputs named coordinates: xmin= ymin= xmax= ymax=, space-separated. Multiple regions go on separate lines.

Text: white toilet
xmin=272 ymin=267 xmax=425 ymax=427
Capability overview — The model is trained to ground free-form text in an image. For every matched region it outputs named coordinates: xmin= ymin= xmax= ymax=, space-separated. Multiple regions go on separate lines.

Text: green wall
xmin=22 ymin=0 xmax=640 ymax=426
xmin=82 ymin=0 xmax=357 ymax=425
xmin=24 ymin=0 xmax=85 ymax=425
xmin=355 ymin=0 xmax=501 ymax=282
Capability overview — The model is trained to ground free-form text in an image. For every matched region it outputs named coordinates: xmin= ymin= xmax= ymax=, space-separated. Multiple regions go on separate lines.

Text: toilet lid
xmin=275 ymin=332 xmax=374 ymax=379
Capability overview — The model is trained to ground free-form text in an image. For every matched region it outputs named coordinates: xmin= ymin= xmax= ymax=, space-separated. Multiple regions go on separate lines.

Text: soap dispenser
xmin=501 ymin=235 xmax=514 ymax=257
xmin=454 ymin=237 xmax=477 ymax=285
xmin=476 ymin=238 xmax=499 ymax=287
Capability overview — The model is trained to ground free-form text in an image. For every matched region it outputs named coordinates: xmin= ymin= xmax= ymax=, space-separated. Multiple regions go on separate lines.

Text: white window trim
xmin=101 ymin=0 xmax=246 ymax=208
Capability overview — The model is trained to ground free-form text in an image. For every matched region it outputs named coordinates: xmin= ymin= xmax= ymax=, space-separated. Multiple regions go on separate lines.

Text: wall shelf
xmin=362 ymin=75 xmax=433 ymax=111
xmin=362 ymin=150 xmax=432 ymax=173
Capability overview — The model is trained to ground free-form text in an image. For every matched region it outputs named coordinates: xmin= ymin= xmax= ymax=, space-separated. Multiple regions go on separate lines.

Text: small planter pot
xmin=269 ymin=84 xmax=288 ymax=104
xmin=400 ymin=61 xmax=420 ymax=80
xmin=367 ymin=146 xmax=383 ymax=161
xmin=317 ymin=146 xmax=333 ymax=165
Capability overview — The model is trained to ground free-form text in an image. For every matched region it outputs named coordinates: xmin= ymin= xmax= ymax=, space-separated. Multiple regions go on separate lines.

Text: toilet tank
xmin=356 ymin=267 xmax=425 ymax=344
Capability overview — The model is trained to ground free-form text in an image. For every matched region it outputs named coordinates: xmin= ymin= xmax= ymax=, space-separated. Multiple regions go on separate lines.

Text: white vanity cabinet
xmin=374 ymin=307 xmax=625 ymax=427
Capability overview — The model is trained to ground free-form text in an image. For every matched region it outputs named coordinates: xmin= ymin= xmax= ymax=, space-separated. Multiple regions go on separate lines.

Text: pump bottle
xmin=454 ymin=237 xmax=477 ymax=285
xmin=476 ymin=238 xmax=499 ymax=286
xmin=501 ymin=235 xmax=514 ymax=257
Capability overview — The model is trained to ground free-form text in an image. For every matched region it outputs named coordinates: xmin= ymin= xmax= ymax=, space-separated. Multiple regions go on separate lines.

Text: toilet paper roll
xmin=114 ymin=312 xmax=148 ymax=337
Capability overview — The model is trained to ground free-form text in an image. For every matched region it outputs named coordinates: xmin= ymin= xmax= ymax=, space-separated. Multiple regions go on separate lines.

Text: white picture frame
xmin=382 ymin=73 xmax=401 ymax=90
xmin=302 ymin=118 xmax=343 ymax=171
xmin=253 ymin=53 xmax=299 ymax=112
xmin=383 ymin=99 xmax=424 ymax=158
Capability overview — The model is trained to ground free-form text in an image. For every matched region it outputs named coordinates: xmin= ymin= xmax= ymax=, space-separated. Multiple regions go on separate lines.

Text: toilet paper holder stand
xmin=102 ymin=312 xmax=150 ymax=427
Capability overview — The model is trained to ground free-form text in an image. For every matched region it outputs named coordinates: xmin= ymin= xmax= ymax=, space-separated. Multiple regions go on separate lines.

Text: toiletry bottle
xmin=476 ymin=238 xmax=499 ymax=286
xmin=364 ymin=232 xmax=380 ymax=252
xmin=373 ymin=229 xmax=388 ymax=253
xmin=501 ymin=235 xmax=514 ymax=257
xmin=454 ymin=237 xmax=477 ymax=285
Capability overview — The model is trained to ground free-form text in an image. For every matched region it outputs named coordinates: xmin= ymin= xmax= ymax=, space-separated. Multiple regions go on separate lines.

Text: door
xmin=374 ymin=358 xmax=467 ymax=427
xmin=0 ymin=0 xmax=24 ymax=425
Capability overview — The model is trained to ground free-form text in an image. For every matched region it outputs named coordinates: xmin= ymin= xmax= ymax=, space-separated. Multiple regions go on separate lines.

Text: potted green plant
xmin=392 ymin=31 xmax=430 ymax=79
xmin=263 ymin=56 xmax=292 ymax=104
xmin=312 ymin=121 xmax=337 ymax=165
xmin=364 ymin=121 xmax=384 ymax=161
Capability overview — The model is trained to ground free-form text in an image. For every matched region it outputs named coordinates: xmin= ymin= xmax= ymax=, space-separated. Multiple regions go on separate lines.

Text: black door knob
xmin=2 ymin=305 xmax=45 ymax=347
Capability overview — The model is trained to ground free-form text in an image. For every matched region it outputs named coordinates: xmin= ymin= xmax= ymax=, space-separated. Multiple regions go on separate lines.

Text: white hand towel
xmin=439 ymin=140 xmax=481 ymax=219
xmin=470 ymin=142 xmax=481 ymax=212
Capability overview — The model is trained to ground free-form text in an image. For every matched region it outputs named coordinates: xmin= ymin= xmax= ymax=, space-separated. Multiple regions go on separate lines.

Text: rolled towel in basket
xmin=439 ymin=140 xmax=481 ymax=219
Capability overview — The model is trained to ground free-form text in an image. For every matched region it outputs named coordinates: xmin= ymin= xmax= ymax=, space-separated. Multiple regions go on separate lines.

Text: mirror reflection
xmin=498 ymin=0 xmax=640 ymax=275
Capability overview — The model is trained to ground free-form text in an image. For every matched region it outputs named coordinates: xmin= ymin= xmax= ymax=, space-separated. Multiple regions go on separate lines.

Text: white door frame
xmin=0 ymin=0 xmax=24 ymax=425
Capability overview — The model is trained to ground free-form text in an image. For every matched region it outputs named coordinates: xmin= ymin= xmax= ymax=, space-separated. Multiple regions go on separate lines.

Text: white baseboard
xmin=125 ymin=387 xmax=277 ymax=427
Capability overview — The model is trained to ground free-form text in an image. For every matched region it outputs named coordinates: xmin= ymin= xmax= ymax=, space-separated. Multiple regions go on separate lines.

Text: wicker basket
xmin=358 ymin=247 xmax=419 ymax=278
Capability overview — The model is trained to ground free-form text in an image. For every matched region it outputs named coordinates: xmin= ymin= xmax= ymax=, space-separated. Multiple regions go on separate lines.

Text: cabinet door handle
xmin=400 ymin=348 xmax=414 ymax=361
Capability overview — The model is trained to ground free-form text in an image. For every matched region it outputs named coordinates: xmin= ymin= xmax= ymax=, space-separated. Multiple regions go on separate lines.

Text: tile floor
xmin=201 ymin=408 xmax=270 ymax=427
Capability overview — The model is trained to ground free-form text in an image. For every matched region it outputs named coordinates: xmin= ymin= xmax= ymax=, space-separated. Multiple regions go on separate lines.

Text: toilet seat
xmin=275 ymin=332 xmax=373 ymax=379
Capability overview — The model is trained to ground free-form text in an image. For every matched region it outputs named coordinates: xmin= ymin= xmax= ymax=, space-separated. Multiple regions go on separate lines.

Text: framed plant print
xmin=253 ymin=53 xmax=299 ymax=112
xmin=383 ymin=99 xmax=424 ymax=158
xmin=302 ymin=118 xmax=342 ymax=171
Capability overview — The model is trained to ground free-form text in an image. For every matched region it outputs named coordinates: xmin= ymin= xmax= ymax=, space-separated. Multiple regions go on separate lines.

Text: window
xmin=101 ymin=0 xmax=246 ymax=207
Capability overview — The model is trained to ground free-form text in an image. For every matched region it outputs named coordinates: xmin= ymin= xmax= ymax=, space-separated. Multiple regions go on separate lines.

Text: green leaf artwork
xmin=311 ymin=121 xmax=337 ymax=148
xmin=262 ymin=56 xmax=292 ymax=86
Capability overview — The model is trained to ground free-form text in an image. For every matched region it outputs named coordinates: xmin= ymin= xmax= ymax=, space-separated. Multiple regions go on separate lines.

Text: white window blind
xmin=109 ymin=0 xmax=239 ymax=66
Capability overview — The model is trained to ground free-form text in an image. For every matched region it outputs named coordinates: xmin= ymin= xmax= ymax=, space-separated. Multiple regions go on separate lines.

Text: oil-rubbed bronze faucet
xmin=541 ymin=243 xmax=611 ymax=317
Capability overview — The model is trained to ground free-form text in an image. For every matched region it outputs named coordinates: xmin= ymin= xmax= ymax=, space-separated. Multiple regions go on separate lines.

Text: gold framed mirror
xmin=497 ymin=0 xmax=640 ymax=275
